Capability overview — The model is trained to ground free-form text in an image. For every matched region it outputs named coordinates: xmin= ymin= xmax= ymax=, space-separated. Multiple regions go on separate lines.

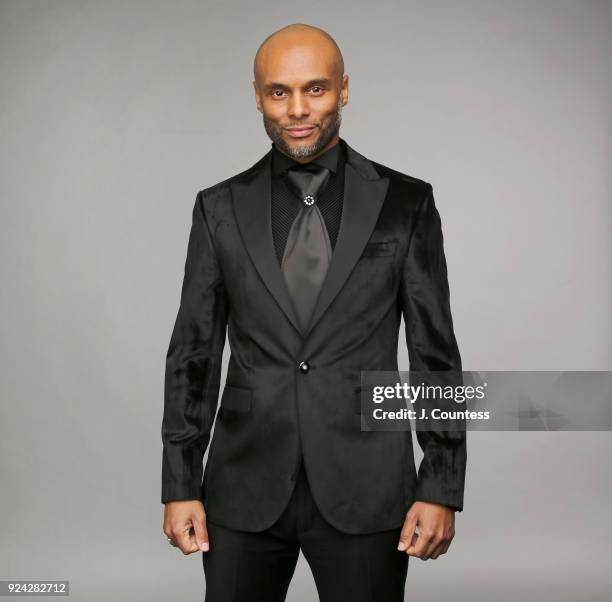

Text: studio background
xmin=1 ymin=1 xmax=610 ymax=600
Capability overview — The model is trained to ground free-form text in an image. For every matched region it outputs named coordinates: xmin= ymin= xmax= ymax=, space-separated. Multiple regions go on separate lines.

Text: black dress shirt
xmin=270 ymin=138 xmax=346 ymax=264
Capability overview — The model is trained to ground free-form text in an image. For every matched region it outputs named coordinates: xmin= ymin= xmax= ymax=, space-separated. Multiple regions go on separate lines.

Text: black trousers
xmin=202 ymin=459 xmax=409 ymax=602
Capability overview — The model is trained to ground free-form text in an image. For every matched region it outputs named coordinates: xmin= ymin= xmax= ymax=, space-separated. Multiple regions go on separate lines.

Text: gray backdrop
xmin=1 ymin=0 xmax=610 ymax=600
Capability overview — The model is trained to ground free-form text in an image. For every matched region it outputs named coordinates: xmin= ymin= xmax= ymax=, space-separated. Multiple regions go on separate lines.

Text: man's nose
xmin=288 ymin=93 xmax=309 ymax=119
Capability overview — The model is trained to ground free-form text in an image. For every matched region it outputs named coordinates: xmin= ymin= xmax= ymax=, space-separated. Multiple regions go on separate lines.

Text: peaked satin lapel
xmin=230 ymin=152 xmax=304 ymax=335
xmin=303 ymin=143 xmax=389 ymax=337
xmin=230 ymin=140 xmax=389 ymax=339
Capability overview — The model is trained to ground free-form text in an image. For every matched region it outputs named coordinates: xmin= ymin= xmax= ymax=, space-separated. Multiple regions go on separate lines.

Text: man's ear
xmin=252 ymin=80 xmax=262 ymax=112
xmin=342 ymin=73 xmax=349 ymax=106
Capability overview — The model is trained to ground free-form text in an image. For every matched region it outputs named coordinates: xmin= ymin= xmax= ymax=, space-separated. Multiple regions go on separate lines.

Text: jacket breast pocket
xmin=359 ymin=240 xmax=397 ymax=258
xmin=219 ymin=384 xmax=252 ymax=416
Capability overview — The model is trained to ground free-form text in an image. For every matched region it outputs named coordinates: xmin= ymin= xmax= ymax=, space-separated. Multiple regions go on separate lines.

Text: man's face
xmin=254 ymin=45 xmax=348 ymax=160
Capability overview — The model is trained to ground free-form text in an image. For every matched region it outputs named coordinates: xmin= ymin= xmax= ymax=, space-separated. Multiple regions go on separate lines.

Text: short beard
xmin=263 ymin=99 xmax=343 ymax=160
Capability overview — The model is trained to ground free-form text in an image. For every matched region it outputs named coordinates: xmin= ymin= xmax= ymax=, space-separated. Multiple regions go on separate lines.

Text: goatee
xmin=263 ymin=100 xmax=343 ymax=159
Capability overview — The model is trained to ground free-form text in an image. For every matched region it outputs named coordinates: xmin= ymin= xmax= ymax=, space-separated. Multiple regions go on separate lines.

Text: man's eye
xmin=272 ymin=90 xmax=286 ymax=97
xmin=310 ymin=87 xmax=322 ymax=93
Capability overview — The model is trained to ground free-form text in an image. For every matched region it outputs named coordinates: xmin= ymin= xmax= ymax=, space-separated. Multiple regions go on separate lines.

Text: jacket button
xmin=299 ymin=361 xmax=310 ymax=373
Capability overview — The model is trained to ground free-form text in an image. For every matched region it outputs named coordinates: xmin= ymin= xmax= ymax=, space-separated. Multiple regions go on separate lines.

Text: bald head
xmin=253 ymin=23 xmax=344 ymax=86
xmin=252 ymin=23 xmax=348 ymax=161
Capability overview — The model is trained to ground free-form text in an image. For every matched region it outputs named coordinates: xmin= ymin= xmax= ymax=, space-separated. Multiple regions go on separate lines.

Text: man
xmin=162 ymin=23 xmax=466 ymax=602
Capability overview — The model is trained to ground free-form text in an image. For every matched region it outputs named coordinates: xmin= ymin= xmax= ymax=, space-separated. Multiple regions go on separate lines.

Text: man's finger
xmin=427 ymin=539 xmax=445 ymax=560
xmin=437 ymin=535 xmax=453 ymax=556
xmin=422 ymin=529 xmax=442 ymax=559
xmin=428 ymin=521 xmax=455 ymax=559
xmin=175 ymin=524 xmax=199 ymax=555
xmin=406 ymin=526 xmax=434 ymax=559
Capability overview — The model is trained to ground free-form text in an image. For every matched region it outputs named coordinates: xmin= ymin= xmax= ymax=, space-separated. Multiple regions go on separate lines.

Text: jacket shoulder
xmin=367 ymin=159 xmax=433 ymax=218
xmin=370 ymin=158 xmax=431 ymax=193
xmin=197 ymin=153 xmax=269 ymax=200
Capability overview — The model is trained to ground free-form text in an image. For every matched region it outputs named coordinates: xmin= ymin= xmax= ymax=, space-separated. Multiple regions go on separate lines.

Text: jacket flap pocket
xmin=360 ymin=240 xmax=397 ymax=258
xmin=220 ymin=385 xmax=252 ymax=413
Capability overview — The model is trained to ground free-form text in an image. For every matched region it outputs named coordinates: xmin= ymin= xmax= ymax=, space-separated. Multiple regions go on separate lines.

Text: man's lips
xmin=285 ymin=126 xmax=317 ymax=138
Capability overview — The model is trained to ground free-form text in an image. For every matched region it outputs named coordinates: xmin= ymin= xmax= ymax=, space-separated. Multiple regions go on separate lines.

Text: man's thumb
xmin=397 ymin=514 xmax=417 ymax=551
xmin=193 ymin=515 xmax=209 ymax=552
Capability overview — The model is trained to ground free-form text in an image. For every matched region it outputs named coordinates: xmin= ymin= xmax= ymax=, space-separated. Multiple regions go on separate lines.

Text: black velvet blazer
xmin=161 ymin=137 xmax=466 ymax=534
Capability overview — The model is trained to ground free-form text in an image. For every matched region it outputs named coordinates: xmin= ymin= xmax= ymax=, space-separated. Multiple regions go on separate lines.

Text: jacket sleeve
xmin=161 ymin=190 xmax=229 ymax=503
xmin=399 ymin=182 xmax=467 ymax=512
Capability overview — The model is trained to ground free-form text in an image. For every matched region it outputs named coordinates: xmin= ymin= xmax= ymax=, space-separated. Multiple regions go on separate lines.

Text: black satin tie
xmin=281 ymin=163 xmax=332 ymax=334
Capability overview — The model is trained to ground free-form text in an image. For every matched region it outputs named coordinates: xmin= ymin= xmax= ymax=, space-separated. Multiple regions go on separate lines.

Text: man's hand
xmin=163 ymin=500 xmax=209 ymax=555
xmin=397 ymin=501 xmax=456 ymax=560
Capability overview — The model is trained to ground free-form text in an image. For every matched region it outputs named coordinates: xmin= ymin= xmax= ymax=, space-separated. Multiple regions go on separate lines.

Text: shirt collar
xmin=271 ymin=138 xmax=344 ymax=177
